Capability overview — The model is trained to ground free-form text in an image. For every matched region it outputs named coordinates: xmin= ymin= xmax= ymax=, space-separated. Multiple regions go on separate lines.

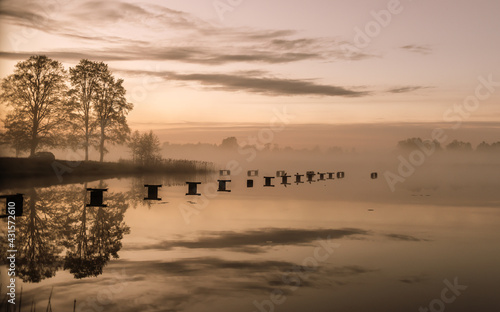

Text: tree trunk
xmin=85 ymin=120 xmax=89 ymax=161
xmin=30 ymin=131 xmax=37 ymax=156
xmin=30 ymin=108 xmax=39 ymax=156
xmin=99 ymin=121 xmax=105 ymax=162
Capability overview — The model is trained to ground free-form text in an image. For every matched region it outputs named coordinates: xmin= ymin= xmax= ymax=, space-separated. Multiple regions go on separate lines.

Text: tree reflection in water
xmin=0 ymin=182 xmax=130 ymax=282
xmin=17 ymin=188 xmax=65 ymax=282
xmin=64 ymin=181 xmax=130 ymax=279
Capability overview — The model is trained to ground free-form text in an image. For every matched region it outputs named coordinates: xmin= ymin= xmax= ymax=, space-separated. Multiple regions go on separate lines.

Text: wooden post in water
xmin=0 ymin=193 xmax=24 ymax=217
xmin=306 ymin=171 xmax=316 ymax=183
xmin=186 ymin=182 xmax=201 ymax=196
xmin=217 ymin=180 xmax=231 ymax=192
xmin=86 ymin=188 xmax=108 ymax=207
xmin=295 ymin=173 xmax=304 ymax=184
xmin=144 ymin=185 xmax=162 ymax=200
xmin=219 ymin=170 xmax=230 ymax=176
xmin=247 ymin=170 xmax=259 ymax=177
xmin=281 ymin=174 xmax=291 ymax=186
xmin=264 ymin=177 xmax=275 ymax=187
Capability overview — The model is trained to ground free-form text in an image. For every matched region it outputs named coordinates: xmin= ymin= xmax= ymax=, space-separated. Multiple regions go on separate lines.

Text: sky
xmin=0 ymin=0 xmax=499 ymax=147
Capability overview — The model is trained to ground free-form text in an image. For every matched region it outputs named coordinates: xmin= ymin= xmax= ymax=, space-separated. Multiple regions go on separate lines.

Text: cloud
xmin=20 ymin=257 xmax=377 ymax=312
xmin=95 ymin=258 xmax=377 ymax=297
xmin=114 ymin=68 xmax=369 ymax=97
xmin=401 ymin=44 xmax=432 ymax=55
xmin=325 ymin=265 xmax=378 ymax=277
xmin=167 ymin=72 xmax=369 ymax=97
xmin=399 ymin=274 xmax=429 ymax=284
xmin=0 ymin=47 xmax=325 ymax=65
xmin=125 ymin=228 xmax=368 ymax=253
xmin=0 ymin=50 xmax=367 ymax=97
xmin=384 ymin=233 xmax=430 ymax=242
xmin=387 ymin=86 xmax=430 ymax=94
xmin=0 ymin=0 xmax=374 ymax=65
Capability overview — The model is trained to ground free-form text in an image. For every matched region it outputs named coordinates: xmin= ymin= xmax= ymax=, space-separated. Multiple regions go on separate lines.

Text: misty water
xmin=1 ymin=161 xmax=499 ymax=312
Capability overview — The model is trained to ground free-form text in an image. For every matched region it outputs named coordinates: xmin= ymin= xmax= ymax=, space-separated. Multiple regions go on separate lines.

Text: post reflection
xmin=1 ymin=182 xmax=130 ymax=282
xmin=64 ymin=181 xmax=130 ymax=279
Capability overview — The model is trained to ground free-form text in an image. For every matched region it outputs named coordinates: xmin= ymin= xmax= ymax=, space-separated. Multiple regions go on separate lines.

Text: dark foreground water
xmin=1 ymin=168 xmax=499 ymax=312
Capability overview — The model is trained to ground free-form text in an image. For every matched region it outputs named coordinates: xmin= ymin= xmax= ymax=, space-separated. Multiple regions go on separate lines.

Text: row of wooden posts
xmin=86 ymin=170 xmax=378 ymax=204
xmin=1 ymin=171 xmax=379 ymax=214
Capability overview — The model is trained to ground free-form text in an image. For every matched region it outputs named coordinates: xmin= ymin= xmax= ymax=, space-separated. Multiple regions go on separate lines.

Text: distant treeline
xmin=160 ymin=136 xmax=500 ymax=159
xmin=397 ymin=137 xmax=500 ymax=152
xmin=162 ymin=136 xmax=350 ymax=156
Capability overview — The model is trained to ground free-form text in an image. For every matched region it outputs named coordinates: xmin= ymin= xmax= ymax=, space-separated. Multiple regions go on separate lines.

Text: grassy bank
xmin=0 ymin=157 xmax=215 ymax=189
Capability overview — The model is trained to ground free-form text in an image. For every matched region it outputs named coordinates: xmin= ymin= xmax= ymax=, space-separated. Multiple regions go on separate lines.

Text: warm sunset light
xmin=0 ymin=1 xmax=499 ymax=311
xmin=1 ymin=0 xmax=499 ymax=148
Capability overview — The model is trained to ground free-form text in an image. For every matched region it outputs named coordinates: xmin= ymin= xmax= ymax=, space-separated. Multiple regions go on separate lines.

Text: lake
xmin=1 ymin=165 xmax=499 ymax=312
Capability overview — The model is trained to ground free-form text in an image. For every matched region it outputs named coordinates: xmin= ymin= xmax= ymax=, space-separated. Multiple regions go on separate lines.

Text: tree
xmin=397 ymin=137 xmax=442 ymax=152
xmin=446 ymin=140 xmax=472 ymax=152
xmin=128 ymin=130 xmax=162 ymax=165
xmin=128 ymin=130 xmax=142 ymax=164
xmin=397 ymin=137 xmax=422 ymax=150
xmin=93 ymin=72 xmax=133 ymax=162
xmin=476 ymin=141 xmax=491 ymax=152
xmin=327 ymin=146 xmax=343 ymax=154
xmin=68 ymin=60 xmax=107 ymax=160
xmin=476 ymin=141 xmax=500 ymax=152
xmin=220 ymin=136 xmax=238 ymax=149
xmin=0 ymin=55 xmax=68 ymax=156
xmin=0 ymin=112 xmax=31 ymax=156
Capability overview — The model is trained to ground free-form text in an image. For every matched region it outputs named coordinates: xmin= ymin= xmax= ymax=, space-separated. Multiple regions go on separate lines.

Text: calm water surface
xmin=1 ymin=168 xmax=499 ymax=312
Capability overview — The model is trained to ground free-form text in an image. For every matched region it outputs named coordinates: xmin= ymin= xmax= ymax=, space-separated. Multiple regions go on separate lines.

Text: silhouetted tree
xmin=93 ymin=72 xmax=133 ymax=162
xmin=476 ymin=141 xmax=500 ymax=152
xmin=220 ymin=136 xmax=238 ymax=149
xmin=0 ymin=55 xmax=68 ymax=156
xmin=327 ymin=146 xmax=343 ymax=154
xmin=446 ymin=140 xmax=472 ymax=152
xmin=397 ymin=137 xmax=442 ymax=151
xmin=68 ymin=60 xmax=108 ymax=160
xmin=128 ymin=130 xmax=161 ymax=165
xmin=0 ymin=113 xmax=30 ymax=156
xmin=128 ymin=130 xmax=141 ymax=163
xmin=476 ymin=141 xmax=491 ymax=152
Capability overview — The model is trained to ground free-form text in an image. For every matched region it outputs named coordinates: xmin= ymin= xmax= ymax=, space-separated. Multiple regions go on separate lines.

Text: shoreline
xmin=0 ymin=157 xmax=215 ymax=190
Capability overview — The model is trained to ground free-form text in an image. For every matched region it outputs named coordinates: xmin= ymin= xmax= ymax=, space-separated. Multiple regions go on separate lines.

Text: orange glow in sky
xmin=1 ymin=0 xmax=499 ymax=145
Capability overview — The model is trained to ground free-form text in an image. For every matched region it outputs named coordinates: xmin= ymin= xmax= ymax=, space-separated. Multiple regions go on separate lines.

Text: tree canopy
xmin=0 ymin=55 xmax=68 ymax=156
xmin=128 ymin=130 xmax=162 ymax=165
xmin=94 ymin=72 xmax=133 ymax=162
xmin=0 ymin=55 xmax=134 ymax=161
xmin=68 ymin=59 xmax=108 ymax=160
